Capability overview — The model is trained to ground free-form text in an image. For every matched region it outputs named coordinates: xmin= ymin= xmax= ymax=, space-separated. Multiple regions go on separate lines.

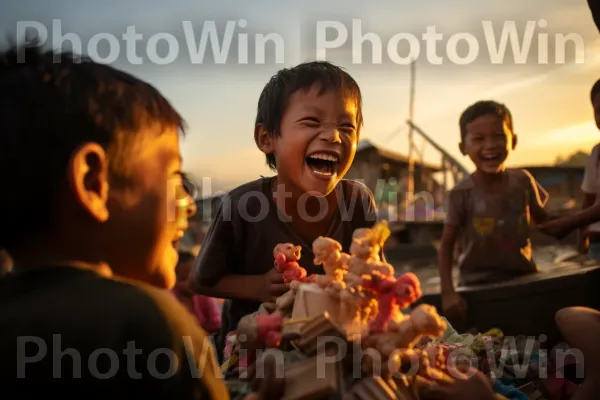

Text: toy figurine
xmin=235 ymin=312 xmax=284 ymax=369
xmin=237 ymin=312 xmax=284 ymax=350
xmin=274 ymin=243 xmax=307 ymax=283
xmin=364 ymin=304 xmax=447 ymax=360
xmin=312 ymin=237 xmax=349 ymax=295
xmin=363 ymin=271 xmax=422 ymax=333
xmin=345 ymin=221 xmax=391 ymax=287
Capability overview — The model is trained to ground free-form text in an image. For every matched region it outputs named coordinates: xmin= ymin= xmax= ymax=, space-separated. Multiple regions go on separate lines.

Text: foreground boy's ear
xmin=458 ymin=141 xmax=466 ymax=155
xmin=254 ymin=124 xmax=275 ymax=155
xmin=511 ymin=134 xmax=518 ymax=150
xmin=67 ymin=143 xmax=110 ymax=223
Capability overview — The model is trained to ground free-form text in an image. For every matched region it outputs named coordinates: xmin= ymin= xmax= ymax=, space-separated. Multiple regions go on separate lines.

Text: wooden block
xmin=346 ymin=377 xmax=397 ymax=400
xmin=283 ymin=283 xmax=345 ymax=337
xmin=282 ymin=354 xmax=343 ymax=400
xmin=295 ymin=312 xmax=348 ymax=357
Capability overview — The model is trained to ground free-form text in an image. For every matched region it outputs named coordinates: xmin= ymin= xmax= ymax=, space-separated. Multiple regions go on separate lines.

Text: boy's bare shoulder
xmin=448 ymin=175 xmax=475 ymax=194
xmin=506 ymin=168 xmax=537 ymax=185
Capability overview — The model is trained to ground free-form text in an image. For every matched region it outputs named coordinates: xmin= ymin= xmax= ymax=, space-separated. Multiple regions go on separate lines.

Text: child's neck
xmin=272 ymin=177 xmax=338 ymax=242
xmin=472 ymin=169 xmax=508 ymax=193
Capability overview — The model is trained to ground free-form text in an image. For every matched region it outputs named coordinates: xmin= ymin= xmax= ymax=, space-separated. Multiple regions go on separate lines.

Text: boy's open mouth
xmin=305 ymin=152 xmax=340 ymax=178
xmin=481 ymin=153 xmax=501 ymax=162
xmin=171 ymin=231 xmax=185 ymax=249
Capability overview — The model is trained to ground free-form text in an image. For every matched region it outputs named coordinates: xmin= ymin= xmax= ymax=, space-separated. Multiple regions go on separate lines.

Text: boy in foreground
xmin=191 ymin=61 xmax=379 ymax=356
xmin=0 ymin=42 xmax=278 ymax=399
xmin=438 ymin=100 xmax=550 ymax=325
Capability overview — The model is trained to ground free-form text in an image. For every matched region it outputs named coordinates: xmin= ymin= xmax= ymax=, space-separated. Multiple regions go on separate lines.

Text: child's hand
xmin=577 ymin=229 xmax=589 ymax=254
xmin=261 ymin=267 xmax=288 ymax=302
xmin=442 ymin=291 xmax=467 ymax=325
xmin=538 ymin=218 xmax=570 ymax=240
xmin=419 ymin=367 xmax=497 ymax=400
xmin=244 ymin=356 xmax=285 ymax=400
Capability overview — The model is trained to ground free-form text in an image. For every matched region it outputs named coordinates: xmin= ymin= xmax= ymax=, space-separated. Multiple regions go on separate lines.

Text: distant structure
xmin=345 ymin=140 xmax=445 ymax=220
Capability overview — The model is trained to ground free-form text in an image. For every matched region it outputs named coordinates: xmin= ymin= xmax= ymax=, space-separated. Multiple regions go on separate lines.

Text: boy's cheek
xmin=165 ymin=178 xmax=180 ymax=223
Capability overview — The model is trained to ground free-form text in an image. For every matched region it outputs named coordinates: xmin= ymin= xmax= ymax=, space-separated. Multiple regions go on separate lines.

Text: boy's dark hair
xmin=591 ymin=79 xmax=600 ymax=103
xmin=459 ymin=100 xmax=513 ymax=141
xmin=0 ymin=41 xmax=186 ymax=252
xmin=255 ymin=61 xmax=363 ymax=170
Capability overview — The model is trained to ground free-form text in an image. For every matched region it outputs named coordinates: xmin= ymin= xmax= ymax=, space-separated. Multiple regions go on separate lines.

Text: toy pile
xmin=222 ymin=221 xmax=508 ymax=399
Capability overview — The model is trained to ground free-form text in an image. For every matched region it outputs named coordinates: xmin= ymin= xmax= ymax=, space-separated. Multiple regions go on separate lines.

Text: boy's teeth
xmin=311 ymin=169 xmax=337 ymax=178
xmin=308 ymin=153 xmax=339 ymax=162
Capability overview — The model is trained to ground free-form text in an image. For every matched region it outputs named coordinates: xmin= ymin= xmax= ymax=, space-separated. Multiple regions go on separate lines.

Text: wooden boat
xmin=414 ymin=260 xmax=600 ymax=347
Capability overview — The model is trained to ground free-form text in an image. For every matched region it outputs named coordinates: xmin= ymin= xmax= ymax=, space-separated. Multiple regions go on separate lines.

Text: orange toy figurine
xmin=273 ymin=243 xmax=307 ymax=283
xmin=312 ymin=236 xmax=349 ymax=292
xmin=363 ymin=272 xmax=422 ymax=333
xmin=345 ymin=221 xmax=391 ymax=286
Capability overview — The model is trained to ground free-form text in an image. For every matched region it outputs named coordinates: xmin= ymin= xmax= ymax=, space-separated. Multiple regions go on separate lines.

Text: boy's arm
xmin=439 ymin=189 xmax=463 ymax=294
xmin=538 ymin=148 xmax=600 ymax=239
xmin=438 ymin=224 xmax=458 ymax=294
xmin=189 ymin=200 xmax=274 ymax=303
xmin=194 ymin=274 xmax=273 ymax=303
xmin=578 ymin=147 xmax=598 ymax=243
xmin=521 ymin=169 xmax=550 ymax=224
xmin=438 ymin=188 xmax=468 ymax=323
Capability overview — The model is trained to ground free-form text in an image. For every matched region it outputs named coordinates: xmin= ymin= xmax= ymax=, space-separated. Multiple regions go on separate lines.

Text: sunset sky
xmin=3 ymin=0 xmax=600 ymax=192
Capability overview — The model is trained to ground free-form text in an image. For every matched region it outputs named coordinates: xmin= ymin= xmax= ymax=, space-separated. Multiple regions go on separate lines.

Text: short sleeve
xmin=520 ymin=169 xmax=549 ymax=215
xmin=444 ymin=188 xmax=464 ymax=226
xmin=581 ymin=144 xmax=599 ymax=194
xmin=342 ymin=180 xmax=378 ymax=229
xmin=193 ymin=197 xmax=238 ymax=287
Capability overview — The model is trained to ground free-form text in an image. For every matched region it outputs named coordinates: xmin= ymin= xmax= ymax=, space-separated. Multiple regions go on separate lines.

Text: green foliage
xmin=554 ymin=150 xmax=590 ymax=167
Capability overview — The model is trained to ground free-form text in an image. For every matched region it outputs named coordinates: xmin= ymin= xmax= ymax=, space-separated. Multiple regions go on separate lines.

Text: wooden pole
xmin=407 ymin=60 xmax=416 ymax=206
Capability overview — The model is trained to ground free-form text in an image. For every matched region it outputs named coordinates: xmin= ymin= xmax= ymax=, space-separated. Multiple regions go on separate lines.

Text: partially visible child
xmin=540 ymin=79 xmax=600 ymax=245
xmin=565 ymin=79 xmax=600 ymax=259
xmin=173 ymin=250 xmax=221 ymax=333
xmin=0 ymin=41 xmax=279 ymax=399
xmin=438 ymin=100 xmax=551 ymax=324
xmin=190 ymin=61 xmax=379 ymax=356
xmin=555 ymin=307 xmax=600 ymax=400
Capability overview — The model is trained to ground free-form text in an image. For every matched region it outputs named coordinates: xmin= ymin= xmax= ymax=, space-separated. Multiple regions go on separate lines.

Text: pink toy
xmin=363 ymin=272 xmax=422 ymax=333
xmin=273 ymin=243 xmax=307 ymax=283
xmin=256 ymin=313 xmax=284 ymax=348
xmin=236 ymin=312 xmax=285 ymax=369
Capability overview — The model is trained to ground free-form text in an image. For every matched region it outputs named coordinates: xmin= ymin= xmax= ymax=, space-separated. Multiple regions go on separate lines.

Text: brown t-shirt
xmin=445 ymin=169 xmax=548 ymax=286
xmin=193 ymin=177 xmax=378 ymax=354
xmin=0 ymin=267 xmax=228 ymax=399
